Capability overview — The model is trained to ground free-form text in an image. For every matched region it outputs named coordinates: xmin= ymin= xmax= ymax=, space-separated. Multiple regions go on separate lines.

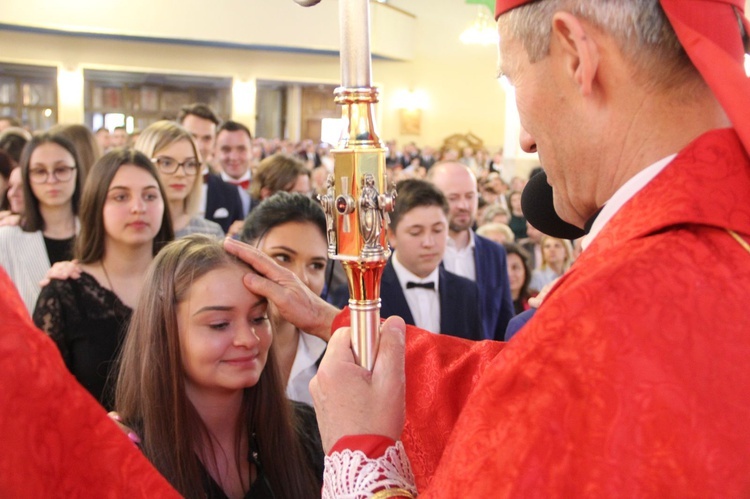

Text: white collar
xmin=582 ymin=154 xmax=677 ymax=251
xmin=221 ymin=170 xmax=251 ymax=183
xmin=391 ymin=252 xmax=440 ymax=292
xmin=446 ymin=229 xmax=476 ymax=251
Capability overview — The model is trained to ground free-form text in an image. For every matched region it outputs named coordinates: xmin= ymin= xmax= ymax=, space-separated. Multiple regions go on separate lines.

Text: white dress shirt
xmin=221 ymin=171 xmax=252 ymax=216
xmin=285 ymin=331 xmax=327 ymax=406
xmin=391 ymin=253 xmax=441 ymax=334
xmin=443 ymin=229 xmax=476 ymax=281
xmin=582 ymin=154 xmax=677 ymax=251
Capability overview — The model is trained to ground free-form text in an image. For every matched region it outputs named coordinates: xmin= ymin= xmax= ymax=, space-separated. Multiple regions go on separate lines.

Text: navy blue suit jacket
xmin=473 ymin=233 xmax=515 ymax=341
xmin=205 ymin=173 xmax=244 ymax=234
xmin=380 ymin=258 xmax=482 ymax=341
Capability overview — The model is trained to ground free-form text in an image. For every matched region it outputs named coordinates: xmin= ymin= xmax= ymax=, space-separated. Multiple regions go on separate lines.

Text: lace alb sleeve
xmin=322 ymin=440 xmax=418 ymax=499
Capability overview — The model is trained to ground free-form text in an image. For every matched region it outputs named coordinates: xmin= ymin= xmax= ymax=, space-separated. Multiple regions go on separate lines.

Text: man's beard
xmin=449 ymin=217 xmax=474 ymax=233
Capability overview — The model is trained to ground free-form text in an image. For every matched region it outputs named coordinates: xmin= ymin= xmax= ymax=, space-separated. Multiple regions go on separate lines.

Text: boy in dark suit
xmin=381 ymin=179 xmax=482 ymax=341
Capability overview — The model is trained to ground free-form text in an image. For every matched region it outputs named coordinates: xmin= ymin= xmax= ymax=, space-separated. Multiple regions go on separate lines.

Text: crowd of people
xmin=3 ymin=0 xmax=749 ymax=495
xmin=0 ymin=97 xmax=550 ymax=496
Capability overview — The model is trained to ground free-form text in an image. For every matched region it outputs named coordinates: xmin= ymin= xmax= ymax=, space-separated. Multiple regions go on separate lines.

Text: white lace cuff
xmin=322 ymin=440 xmax=418 ymax=499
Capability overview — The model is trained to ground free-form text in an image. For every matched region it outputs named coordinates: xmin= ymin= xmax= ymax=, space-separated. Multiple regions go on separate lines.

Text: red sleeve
xmin=331 ymin=306 xmax=507 ymax=490
xmin=330 ymin=434 xmax=396 ymax=458
xmin=0 ymin=269 xmax=180 ymax=497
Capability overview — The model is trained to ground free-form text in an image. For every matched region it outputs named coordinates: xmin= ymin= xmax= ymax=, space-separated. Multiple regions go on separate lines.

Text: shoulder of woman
xmin=0 ymin=224 xmax=24 ymax=239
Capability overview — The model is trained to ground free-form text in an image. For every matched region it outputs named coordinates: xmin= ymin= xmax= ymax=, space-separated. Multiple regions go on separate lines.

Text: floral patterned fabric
xmin=333 ymin=128 xmax=750 ymax=497
xmin=0 ymin=268 xmax=179 ymax=497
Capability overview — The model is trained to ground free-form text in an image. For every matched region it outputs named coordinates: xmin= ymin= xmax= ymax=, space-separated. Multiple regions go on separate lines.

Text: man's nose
xmin=520 ymin=126 xmax=537 ymax=154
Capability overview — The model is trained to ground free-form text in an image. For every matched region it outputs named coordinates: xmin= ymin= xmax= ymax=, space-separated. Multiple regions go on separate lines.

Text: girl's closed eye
xmin=209 ymin=321 xmax=230 ymax=331
xmin=250 ymin=315 xmax=269 ymax=326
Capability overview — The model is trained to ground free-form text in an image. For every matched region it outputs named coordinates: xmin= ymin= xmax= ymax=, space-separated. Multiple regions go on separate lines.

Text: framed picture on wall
xmin=399 ymin=108 xmax=421 ymax=136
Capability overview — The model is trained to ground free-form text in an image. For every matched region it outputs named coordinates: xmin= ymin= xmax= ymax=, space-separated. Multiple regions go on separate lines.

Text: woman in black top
xmin=33 ymin=149 xmax=173 ymax=409
xmin=116 ymin=235 xmax=322 ymax=498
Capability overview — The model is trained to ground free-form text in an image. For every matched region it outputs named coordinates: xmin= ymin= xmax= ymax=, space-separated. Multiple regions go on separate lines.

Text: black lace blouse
xmin=33 ymin=272 xmax=132 ymax=410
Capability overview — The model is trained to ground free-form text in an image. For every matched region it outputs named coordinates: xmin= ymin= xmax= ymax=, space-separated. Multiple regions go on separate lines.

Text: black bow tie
xmin=406 ymin=281 xmax=435 ymax=290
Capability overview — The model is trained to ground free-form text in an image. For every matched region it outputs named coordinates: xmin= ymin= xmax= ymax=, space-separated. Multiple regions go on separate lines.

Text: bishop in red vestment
xmin=305 ymin=0 xmax=750 ymax=497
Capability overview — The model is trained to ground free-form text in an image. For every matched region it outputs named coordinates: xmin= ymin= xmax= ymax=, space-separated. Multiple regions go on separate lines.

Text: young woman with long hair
xmin=529 ymin=235 xmax=574 ymax=293
xmin=115 ymin=234 xmax=322 ymax=498
xmin=0 ymin=133 xmax=83 ymax=312
xmin=33 ymin=149 xmax=173 ymax=409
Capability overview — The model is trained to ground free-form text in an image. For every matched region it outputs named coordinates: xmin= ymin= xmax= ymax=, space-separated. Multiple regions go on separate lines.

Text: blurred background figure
xmin=248 ymin=153 xmax=311 ymax=214
xmin=94 ymin=127 xmax=111 ymax=154
xmin=111 ymin=126 xmax=129 ymax=148
xmin=507 ymin=189 xmax=527 ymax=240
xmin=503 ymin=242 xmax=535 ymax=316
xmin=50 ymin=123 xmax=101 ymax=183
xmin=0 ymin=127 xmax=32 ymax=167
xmin=476 ymin=222 xmax=515 ymax=245
xmin=529 ymin=235 xmax=574 ymax=293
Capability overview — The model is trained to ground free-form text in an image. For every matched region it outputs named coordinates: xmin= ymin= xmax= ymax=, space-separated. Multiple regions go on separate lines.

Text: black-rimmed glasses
xmin=152 ymin=156 xmax=200 ymax=176
xmin=28 ymin=166 xmax=76 ymax=184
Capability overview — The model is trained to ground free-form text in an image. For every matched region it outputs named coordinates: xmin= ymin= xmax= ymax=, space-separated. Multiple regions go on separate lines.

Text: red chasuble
xmin=333 ymin=129 xmax=750 ymax=496
xmin=0 ymin=269 xmax=180 ymax=497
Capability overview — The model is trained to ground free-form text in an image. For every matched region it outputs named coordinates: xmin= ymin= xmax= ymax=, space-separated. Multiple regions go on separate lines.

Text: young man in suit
xmin=428 ymin=160 xmax=515 ymax=340
xmin=178 ymin=104 xmax=243 ymax=234
xmin=215 ymin=121 xmax=255 ymax=236
xmin=381 ymin=179 xmax=482 ymax=341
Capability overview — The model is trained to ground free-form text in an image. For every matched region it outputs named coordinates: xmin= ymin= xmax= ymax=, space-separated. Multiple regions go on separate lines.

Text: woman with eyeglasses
xmin=0 ymin=133 xmax=83 ymax=313
xmin=33 ymin=149 xmax=173 ymax=409
xmin=135 ymin=121 xmax=224 ymax=239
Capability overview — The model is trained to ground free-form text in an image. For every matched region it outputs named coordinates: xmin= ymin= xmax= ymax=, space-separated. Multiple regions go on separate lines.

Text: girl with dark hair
xmin=116 ymin=234 xmax=322 ymax=499
xmin=0 ymin=132 xmax=83 ymax=312
xmin=240 ymin=191 xmax=328 ymax=405
xmin=0 ymin=149 xmax=13 ymax=209
xmin=503 ymin=242 xmax=535 ymax=315
xmin=33 ymin=148 xmax=173 ymax=409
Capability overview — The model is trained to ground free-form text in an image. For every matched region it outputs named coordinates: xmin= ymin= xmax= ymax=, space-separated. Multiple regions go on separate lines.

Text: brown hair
xmin=48 ymin=123 xmax=101 ymax=183
xmin=390 ymin=178 xmax=449 ymax=231
xmin=249 ymin=153 xmax=309 ymax=200
xmin=74 ymin=148 xmax=174 ymax=263
xmin=177 ymin=103 xmax=221 ymax=126
xmin=19 ymin=132 xmax=84 ymax=232
xmin=115 ymin=235 xmax=318 ymax=498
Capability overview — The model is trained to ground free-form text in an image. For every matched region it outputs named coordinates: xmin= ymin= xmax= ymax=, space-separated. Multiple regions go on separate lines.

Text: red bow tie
xmin=228 ymin=179 xmax=250 ymax=190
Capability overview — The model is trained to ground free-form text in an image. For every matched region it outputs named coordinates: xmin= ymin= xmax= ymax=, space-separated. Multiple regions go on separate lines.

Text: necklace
xmin=101 ymin=261 xmax=116 ymax=296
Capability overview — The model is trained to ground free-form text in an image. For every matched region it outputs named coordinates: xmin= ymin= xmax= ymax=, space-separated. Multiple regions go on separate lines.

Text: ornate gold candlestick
xmin=303 ymin=0 xmax=395 ymax=370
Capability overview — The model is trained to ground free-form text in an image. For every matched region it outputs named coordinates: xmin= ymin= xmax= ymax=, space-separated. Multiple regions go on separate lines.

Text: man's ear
xmin=551 ymin=11 xmax=599 ymax=96
xmin=387 ymin=228 xmax=397 ymax=249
